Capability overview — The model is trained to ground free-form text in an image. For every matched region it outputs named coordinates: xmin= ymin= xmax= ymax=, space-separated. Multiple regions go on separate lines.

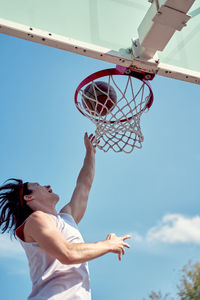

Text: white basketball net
xmin=77 ymin=75 xmax=152 ymax=153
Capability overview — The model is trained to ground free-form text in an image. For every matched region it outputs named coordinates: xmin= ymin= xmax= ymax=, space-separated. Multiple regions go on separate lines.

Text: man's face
xmin=27 ymin=182 xmax=59 ymax=205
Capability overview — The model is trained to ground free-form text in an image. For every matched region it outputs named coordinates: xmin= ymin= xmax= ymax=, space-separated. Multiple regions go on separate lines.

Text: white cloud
xmin=0 ymin=234 xmax=24 ymax=258
xmin=146 ymin=214 xmax=200 ymax=244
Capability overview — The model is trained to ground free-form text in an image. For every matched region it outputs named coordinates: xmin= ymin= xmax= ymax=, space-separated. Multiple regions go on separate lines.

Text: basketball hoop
xmin=75 ymin=66 xmax=155 ymax=153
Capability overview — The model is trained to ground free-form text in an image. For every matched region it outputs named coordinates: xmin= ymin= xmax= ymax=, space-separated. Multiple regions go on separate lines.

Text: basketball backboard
xmin=0 ymin=0 xmax=200 ymax=84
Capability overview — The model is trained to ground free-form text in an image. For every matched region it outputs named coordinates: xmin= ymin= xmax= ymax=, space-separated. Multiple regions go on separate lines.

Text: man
xmin=0 ymin=133 xmax=130 ymax=300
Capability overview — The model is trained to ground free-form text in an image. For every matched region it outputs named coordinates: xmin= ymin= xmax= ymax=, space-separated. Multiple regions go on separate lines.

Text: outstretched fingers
xmin=106 ymin=233 xmax=131 ymax=261
xmin=123 ymin=242 xmax=130 ymax=249
xmin=122 ymin=234 xmax=131 ymax=241
xmin=118 ymin=252 xmax=122 ymax=261
xmin=118 ymin=236 xmax=131 ymax=261
xmin=121 ymin=235 xmax=131 ymax=249
xmin=84 ymin=132 xmax=97 ymax=154
xmin=118 ymin=246 xmax=125 ymax=261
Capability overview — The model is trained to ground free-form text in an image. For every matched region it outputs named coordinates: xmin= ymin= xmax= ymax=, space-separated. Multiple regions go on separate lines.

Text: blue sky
xmin=0 ymin=33 xmax=200 ymax=300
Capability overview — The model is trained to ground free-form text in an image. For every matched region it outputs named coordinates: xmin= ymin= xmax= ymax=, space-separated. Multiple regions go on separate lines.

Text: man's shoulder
xmin=25 ymin=211 xmax=56 ymax=231
xmin=27 ymin=210 xmax=49 ymax=222
xmin=24 ymin=211 xmax=57 ymax=242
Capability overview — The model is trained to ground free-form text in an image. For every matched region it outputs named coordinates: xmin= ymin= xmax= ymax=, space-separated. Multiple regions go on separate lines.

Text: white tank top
xmin=16 ymin=212 xmax=91 ymax=300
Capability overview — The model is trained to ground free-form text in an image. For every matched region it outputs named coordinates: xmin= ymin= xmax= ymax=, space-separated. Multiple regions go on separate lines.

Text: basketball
xmin=82 ymin=81 xmax=117 ymax=116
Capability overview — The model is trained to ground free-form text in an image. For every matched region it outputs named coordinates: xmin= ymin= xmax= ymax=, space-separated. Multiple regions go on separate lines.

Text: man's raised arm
xmin=60 ymin=132 xmax=96 ymax=223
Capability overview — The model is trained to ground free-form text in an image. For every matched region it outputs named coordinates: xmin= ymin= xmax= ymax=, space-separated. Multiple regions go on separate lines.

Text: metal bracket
xmin=132 ymin=38 xmax=159 ymax=61
xmin=116 ymin=65 xmax=155 ymax=81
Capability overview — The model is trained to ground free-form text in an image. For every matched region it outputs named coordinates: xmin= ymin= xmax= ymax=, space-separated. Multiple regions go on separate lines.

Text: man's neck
xmin=37 ymin=207 xmax=58 ymax=216
xmin=31 ymin=203 xmax=58 ymax=216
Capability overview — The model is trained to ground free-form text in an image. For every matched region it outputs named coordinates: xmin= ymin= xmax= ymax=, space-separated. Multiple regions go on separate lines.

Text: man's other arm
xmin=25 ymin=211 xmax=131 ymax=264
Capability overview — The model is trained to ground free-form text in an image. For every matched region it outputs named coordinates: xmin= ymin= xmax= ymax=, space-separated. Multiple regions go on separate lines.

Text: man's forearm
xmin=76 ymin=152 xmax=95 ymax=189
xmin=60 ymin=233 xmax=130 ymax=265
xmin=62 ymin=240 xmax=110 ymax=265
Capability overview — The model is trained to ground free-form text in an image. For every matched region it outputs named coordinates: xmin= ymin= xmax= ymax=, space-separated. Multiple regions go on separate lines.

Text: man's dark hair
xmin=0 ymin=178 xmax=33 ymax=237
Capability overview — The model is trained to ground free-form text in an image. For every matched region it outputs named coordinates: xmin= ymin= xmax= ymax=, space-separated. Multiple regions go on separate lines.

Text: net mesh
xmin=77 ymin=74 xmax=151 ymax=153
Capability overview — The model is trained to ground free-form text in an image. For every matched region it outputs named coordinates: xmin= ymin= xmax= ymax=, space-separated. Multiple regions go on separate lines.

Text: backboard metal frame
xmin=0 ymin=16 xmax=200 ymax=85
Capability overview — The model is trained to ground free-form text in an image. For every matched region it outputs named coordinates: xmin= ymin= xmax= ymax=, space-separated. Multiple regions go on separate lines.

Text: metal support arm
xmin=132 ymin=0 xmax=195 ymax=59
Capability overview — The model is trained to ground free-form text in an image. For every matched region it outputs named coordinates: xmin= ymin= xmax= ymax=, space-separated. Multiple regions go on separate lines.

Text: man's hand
xmin=84 ymin=132 xmax=97 ymax=155
xmin=106 ymin=233 xmax=131 ymax=261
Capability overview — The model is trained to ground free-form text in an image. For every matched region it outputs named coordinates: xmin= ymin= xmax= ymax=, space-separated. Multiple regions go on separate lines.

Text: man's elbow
xmin=59 ymin=257 xmax=76 ymax=265
xmin=59 ymin=249 xmax=82 ymax=265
